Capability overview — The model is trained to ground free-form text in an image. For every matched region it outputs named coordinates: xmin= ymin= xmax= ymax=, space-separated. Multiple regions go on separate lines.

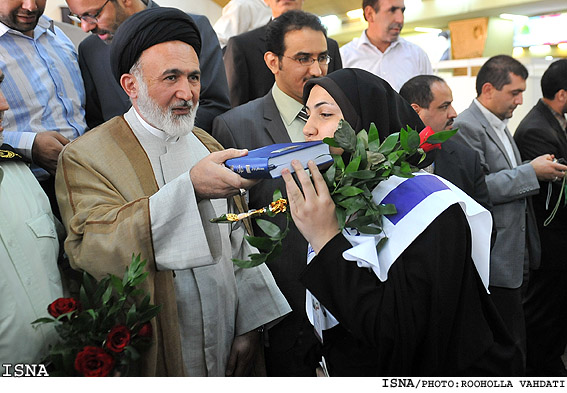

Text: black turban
xmin=110 ymin=7 xmax=202 ymax=83
xmin=303 ymin=68 xmax=435 ymax=167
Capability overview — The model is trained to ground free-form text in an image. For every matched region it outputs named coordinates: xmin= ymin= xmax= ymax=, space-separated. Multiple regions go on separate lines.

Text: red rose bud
xmin=137 ymin=322 xmax=153 ymax=338
xmin=419 ymin=126 xmax=442 ymax=153
xmin=74 ymin=346 xmax=115 ymax=377
xmin=105 ymin=325 xmax=131 ymax=353
xmin=47 ymin=297 xmax=80 ymax=318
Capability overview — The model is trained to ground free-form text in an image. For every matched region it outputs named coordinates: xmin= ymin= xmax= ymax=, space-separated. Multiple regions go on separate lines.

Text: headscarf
xmin=303 ymin=68 xmax=434 ymax=166
xmin=110 ymin=7 xmax=202 ymax=83
xmin=303 ymin=68 xmax=425 ymax=141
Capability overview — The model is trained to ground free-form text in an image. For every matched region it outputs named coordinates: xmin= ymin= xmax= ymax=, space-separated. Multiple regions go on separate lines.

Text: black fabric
xmin=300 ymin=205 xmax=523 ymax=376
xmin=302 ymin=68 xmax=435 ymax=168
xmin=514 ymin=99 xmax=567 ymax=376
xmin=110 ymin=7 xmax=202 ymax=83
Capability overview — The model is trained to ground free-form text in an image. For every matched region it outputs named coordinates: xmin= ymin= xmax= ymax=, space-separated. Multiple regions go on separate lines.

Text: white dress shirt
xmin=340 ymin=31 xmax=432 ymax=92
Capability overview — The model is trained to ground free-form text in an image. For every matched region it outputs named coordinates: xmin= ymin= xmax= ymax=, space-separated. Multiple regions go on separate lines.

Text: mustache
xmin=388 ymin=23 xmax=403 ymax=30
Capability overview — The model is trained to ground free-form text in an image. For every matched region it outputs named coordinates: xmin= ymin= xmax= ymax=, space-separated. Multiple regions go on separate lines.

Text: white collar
xmin=358 ymin=30 xmax=402 ymax=53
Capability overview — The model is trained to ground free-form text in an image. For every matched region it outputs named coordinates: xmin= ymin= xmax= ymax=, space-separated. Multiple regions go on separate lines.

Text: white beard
xmin=135 ymin=78 xmax=198 ymax=139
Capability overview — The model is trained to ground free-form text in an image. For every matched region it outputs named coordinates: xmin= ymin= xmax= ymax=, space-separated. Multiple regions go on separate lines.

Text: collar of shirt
xmin=271 ymin=82 xmax=305 ymax=126
xmin=473 ymin=98 xmax=509 ymax=134
xmin=357 ymin=30 xmax=402 ymax=54
xmin=541 ymin=99 xmax=567 ymax=130
xmin=133 ymin=107 xmax=180 ymax=143
xmin=0 ymin=15 xmax=54 ymax=40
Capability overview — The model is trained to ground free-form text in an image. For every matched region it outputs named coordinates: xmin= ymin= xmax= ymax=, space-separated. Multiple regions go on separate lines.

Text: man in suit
xmin=223 ymin=0 xmax=342 ymax=107
xmin=514 ymin=59 xmax=567 ymax=376
xmin=399 ymin=75 xmax=492 ymax=211
xmin=64 ymin=0 xmax=230 ymax=133
xmin=452 ymin=55 xmax=567 ymax=373
xmin=213 ymin=10 xmax=330 ymax=376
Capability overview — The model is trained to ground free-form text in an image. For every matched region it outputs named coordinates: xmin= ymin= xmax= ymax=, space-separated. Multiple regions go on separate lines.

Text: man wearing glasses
xmin=65 ymin=0 xmax=230 ymax=133
xmin=212 ymin=10 xmax=331 ymax=377
xmin=223 ymin=0 xmax=341 ymax=107
xmin=0 ymin=0 xmax=86 ymax=218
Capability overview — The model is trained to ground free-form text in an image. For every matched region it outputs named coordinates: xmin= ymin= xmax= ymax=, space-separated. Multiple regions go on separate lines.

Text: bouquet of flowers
xmin=212 ymin=121 xmax=456 ymax=266
xmin=32 ymin=254 xmax=161 ymax=377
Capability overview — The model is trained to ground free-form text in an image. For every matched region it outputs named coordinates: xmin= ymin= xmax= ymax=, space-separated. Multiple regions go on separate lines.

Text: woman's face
xmin=303 ymin=85 xmax=344 ymax=143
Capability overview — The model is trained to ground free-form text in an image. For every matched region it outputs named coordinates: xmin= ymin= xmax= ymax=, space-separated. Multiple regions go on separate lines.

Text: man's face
xmin=0 ymin=0 xmax=46 ymax=36
xmin=130 ymin=41 xmax=200 ymax=138
xmin=66 ymin=0 xmax=129 ymax=43
xmin=366 ymin=0 xmax=405 ymax=46
xmin=0 ymin=71 xmax=9 ymax=144
xmin=270 ymin=28 xmax=328 ymax=103
xmin=264 ymin=0 xmax=303 ymax=18
xmin=486 ymin=72 xmax=526 ymax=120
xmin=417 ymin=81 xmax=457 ymax=132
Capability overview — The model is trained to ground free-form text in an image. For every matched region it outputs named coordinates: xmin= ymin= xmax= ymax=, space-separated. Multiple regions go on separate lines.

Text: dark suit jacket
xmin=453 ymin=102 xmax=540 ymax=288
xmin=212 ymin=93 xmax=315 ymax=352
xmin=514 ymin=99 xmax=567 ymax=270
xmin=434 ymin=139 xmax=492 ymax=212
xmin=223 ymin=23 xmax=342 ymax=107
xmin=78 ymin=9 xmax=230 ymax=133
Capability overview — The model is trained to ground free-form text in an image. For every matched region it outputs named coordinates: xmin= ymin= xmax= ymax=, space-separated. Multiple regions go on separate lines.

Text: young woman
xmin=281 ymin=68 xmax=522 ymax=376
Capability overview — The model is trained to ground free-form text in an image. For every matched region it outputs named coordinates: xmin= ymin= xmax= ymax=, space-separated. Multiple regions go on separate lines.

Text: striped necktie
xmin=297 ymin=107 xmax=309 ymax=123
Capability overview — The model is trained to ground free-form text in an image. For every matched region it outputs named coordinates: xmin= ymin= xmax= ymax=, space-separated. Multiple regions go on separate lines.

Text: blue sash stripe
xmin=382 ymin=175 xmax=449 ymax=225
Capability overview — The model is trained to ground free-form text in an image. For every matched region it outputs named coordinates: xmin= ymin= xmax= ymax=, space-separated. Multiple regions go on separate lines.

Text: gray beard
xmin=135 ymin=79 xmax=198 ymax=139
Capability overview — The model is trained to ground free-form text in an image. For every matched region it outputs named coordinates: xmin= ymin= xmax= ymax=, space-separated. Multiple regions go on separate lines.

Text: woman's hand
xmin=281 ymin=160 xmax=340 ymax=254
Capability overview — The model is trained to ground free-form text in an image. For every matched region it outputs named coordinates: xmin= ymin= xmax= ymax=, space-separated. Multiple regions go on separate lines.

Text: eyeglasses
xmin=283 ymin=54 xmax=331 ymax=67
xmin=68 ymin=0 xmax=111 ymax=25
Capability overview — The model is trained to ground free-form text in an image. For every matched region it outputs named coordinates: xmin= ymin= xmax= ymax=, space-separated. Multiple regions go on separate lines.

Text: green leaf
xmin=378 ymin=133 xmax=400 ymax=155
xmin=405 ymin=127 xmax=421 ymax=150
xmin=367 ymin=123 xmax=379 ymax=145
xmin=332 ymin=119 xmax=357 ymax=152
xmin=344 ymin=170 xmax=376 ymax=180
xmin=245 ymin=235 xmax=275 ymax=251
xmin=323 ymin=136 xmax=340 ymax=147
xmin=345 ymin=155 xmax=361 ymax=174
xmin=31 ymin=317 xmax=56 ymax=325
xmin=272 ymin=189 xmax=283 ymax=202
xmin=256 ymin=218 xmax=281 ymax=238
xmin=425 ymin=129 xmax=457 ymax=144
xmin=335 ymin=206 xmax=347 ymax=230
xmin=336 ymin=185 xmax=365 ymax=197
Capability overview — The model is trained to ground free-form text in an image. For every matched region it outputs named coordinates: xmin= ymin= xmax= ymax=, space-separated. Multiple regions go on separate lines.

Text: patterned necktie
xmin=297 ymin=107 xmax=309 ymax=123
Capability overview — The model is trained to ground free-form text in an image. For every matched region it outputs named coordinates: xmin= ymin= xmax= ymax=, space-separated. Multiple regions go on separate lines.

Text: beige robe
xmin=55 ymin=114 xmax=290 ymax=376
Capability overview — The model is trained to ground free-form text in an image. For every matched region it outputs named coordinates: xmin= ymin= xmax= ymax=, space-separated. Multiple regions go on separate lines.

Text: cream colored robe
xmin=55 ymin=113 xmax=290 ymax=376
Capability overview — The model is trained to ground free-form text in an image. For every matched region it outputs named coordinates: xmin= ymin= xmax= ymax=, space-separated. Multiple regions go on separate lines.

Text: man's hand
xmin=32 ymin=131 xmax=70 ymax=175
xmin=190 ymin=149 xmax=258 ymax=200
xmin=530 ymin=154 xmax=567 ymax=182
xmin=225 ymin=329 xmax=261 ymax=377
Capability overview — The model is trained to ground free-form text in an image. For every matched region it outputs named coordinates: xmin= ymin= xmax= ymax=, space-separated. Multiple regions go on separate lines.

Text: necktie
xmin=297 ymin=107 xmax=309 ymax=123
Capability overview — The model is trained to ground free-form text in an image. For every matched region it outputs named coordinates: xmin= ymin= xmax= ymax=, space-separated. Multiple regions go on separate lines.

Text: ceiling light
xmin=414 ymin=27 xmax=442 ymax=34
xmin=558 ymin=43 xmax=567 ymax=51
xmin=512 ymin=47 xmax=524 ymax=57
xmin=529 ymin=45 xmax=551 ymax=55
xmin=320 ymin=15 xmax=342 ymax=34
xmin=346 ymin=8 xmax=363 ymax=20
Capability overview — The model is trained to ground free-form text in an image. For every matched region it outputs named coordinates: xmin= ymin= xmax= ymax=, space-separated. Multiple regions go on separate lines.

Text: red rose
xmin=105 ymin=325 xmax=131 ymax=353
xmin=74 ymin=346 xmax=115 ymax=377
xmin=419 ymin=126 xmax=442 ymax=153
xmin=47 ymin=297 xmax=80 ymax=318
xmin=137 ymin=322 xmax=153 ymax=339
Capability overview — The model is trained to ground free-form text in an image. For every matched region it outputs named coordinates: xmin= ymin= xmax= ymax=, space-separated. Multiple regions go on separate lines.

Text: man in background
xmin=213 ymin=10 xmax=330 ymax=376
xmin=340 ymin=0 xmax=431 ymax=91
xmin=452 ymin=55 xmax=567 ymax=374
xmin=0 ymin=0 xmax=86 ymax=218
xmin=213 ymin=0 xmax=271 ymax=50
xmin=65 ymin=0 xmax=229 ymax=133
xmin=399 ymin=74 xmax=492 ymax=211
xmin=55 ymin=7 xmax=290 ymax=376
xmin=514 ymin=59 xmax=567 ymax=377
xmin=223 ymin=0 xmax=342 ymax=107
